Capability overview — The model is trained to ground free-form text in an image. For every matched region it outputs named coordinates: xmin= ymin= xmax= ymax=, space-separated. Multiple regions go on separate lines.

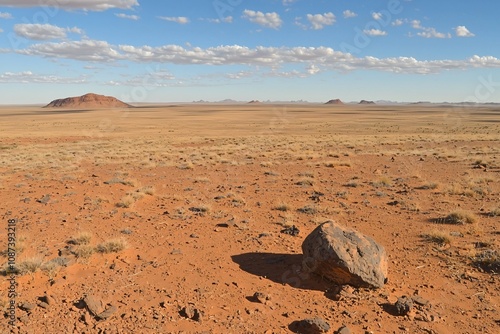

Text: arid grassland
xmin=0 ymin=104 xmax=499 ymax=333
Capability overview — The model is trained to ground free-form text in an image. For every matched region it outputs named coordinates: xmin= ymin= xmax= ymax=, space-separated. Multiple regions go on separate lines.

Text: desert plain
xmin=0 ymin=103 xmax=499 ymax=333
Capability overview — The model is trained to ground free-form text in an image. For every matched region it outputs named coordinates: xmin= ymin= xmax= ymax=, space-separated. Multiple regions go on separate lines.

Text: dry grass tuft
xmin=178 ymin=161 xmax=194 ymax=170
xmin=276 ymin=213 xmax=296 ymax=228
xmin=194 ymin=177 xmax=210 ymax=183
xmin=116 ymin=194 xmax=136 ymax=208
xmin=445 ymin=183 xmax=475 ymax=197
xmin=231 ymin=196 xmax=246 ymax=207
xmin=296 ymin=177 xmax=314 ymax=186
xmin=273 ymin=201 xmax=291 ymax=212
xmin=137 ymin=186 xmax=155 ymax=195
xmin=14 ymin=256 xmax=44 ymax=275
xmin=96 ymin=238 xmax=128 ymax=254
xmin=371 ymin=177 xmax=392 ymax=188
xmin=445 ymin=210 xmax=478 ymax=224
xmin=473 ymin=250 xmax=499 ymax=273
xmin=1 ymin=235 xmax=27 ymax=257
xmin=297 ymin=205 xmax=319 ymax=215
xmin=324 ymin=160 xmax=352 ymax=168
xmin=73 ymin=245 xmax=95 ymax=260
xmin=41 ymin=260 xmax=63 ymax=278
xmin=298 ymin=171 xmax=314 ymax=178
xmin=68 ymin=231 xmax=92 ymax=245
xmin=344 ymin=180 xmax=359 ymax=188
xmin=489 ymin=207 xmax=500 ymax=217
xmin=104 ymin=178 xmax=138 ymax=186
xmin=417 ymin=182 xmax=440 ymax=190
xmin=421 ymin=230 xmax=452 ymax=245
xmin=189 ymin=204 xmax=212 ymax=215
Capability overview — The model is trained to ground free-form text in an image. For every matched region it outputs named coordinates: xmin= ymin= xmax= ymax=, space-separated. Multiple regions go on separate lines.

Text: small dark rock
xmin=36 ymin=194 xmax=51 ymax=204
xmin=309 ymin=191 xmax=325 ymax=202
xmin=83 ymin=295 xmax=103 ymax=317
xmin=19 ymin=302 xmax=36 ymax=312
xmin=395 ymin=296 xmax=413 ymax=315
xmin=252 ymin=292 xmax=271 ymax=304
xmin=180 ymin=304 xmax=202 ymax=322
xmin=294 ymin=318 xmax=330 ymax=334
xmin=39 ymin=294 xmax=55 ymax=305
xmin=37 ymin=301 xmax=50 ymax=309
xmin=281 ymin=225 xmax=300 ymax=236
xmin=411 ymin=295 xmax=429 ymax=306
xmin=336 ymin=325 xmax=352 ymax=334
xmin=18 ymin=315 xmax=29 ymax=325
xmin=96 ymin=305 xmax=117 ymax=320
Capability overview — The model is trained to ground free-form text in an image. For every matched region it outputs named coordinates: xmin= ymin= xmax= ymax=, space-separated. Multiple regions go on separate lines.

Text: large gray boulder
xmin=301 ymin=220 xmax=388 ymax=289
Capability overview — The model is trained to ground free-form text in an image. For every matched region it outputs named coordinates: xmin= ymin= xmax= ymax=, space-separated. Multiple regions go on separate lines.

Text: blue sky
xmin=0 ymin=0 xmax=499 ymax=104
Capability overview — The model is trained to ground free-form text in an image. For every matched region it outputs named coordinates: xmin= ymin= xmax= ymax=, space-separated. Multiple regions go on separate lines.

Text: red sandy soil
xmin=0 ymin=104 xmax=499 ymax=334
xmin=44 ymin=93 xmax=132 ymax=109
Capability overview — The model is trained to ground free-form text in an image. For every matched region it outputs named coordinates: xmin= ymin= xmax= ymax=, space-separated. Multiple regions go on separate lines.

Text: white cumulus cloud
xmin=159 ymin=16 xmax=190 ymax=24
xmin=115 ymin=13 xmax=139 ymax=20
xmin=242 ymin=9 xmax=282 ymax=29
xmin=205 ymin=16 xmax=233 ymax=24
xmin=343 ymin=10 xmax=357 ymax=19
xmin=14 ymin=24 xmax=84 ymax=40
xmin=392 ymin=19 xmax=404 ymax=26
xmin=0 ymin=12 xmax=13 ymax=19
xmin=411 ymin=20 xmax=451 ymax=38
xmin=13 ymin=40 xmax=500 ymax=75
xmin=306 ymin=64 xmax=320 ymax=75
xmin=0 ymin=71 xmax=86 ymax=84
xmin=372 ymin=12 xmax=383 ymax=20
xmin=0 ymin=0 xmax=138 ymax=11
xmin=363 ymin=29 xmax=387 ymax=36
xmin=306 ymin=12 xmax=336 ymax=30
xmin=455 ymin=26 xmax=475 ymax=37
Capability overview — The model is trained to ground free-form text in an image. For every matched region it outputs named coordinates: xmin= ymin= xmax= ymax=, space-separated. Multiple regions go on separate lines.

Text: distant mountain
xmin=45 ymin=93 xmax=131 ymax=108
xmin=359 ymin=100 xmax=375 ymax=104
xmin=217 ymin=99 xmax=242 ymax=104
xmin=325 ymin=99 xmax=343 ymax=105
xmin=374 ymin=100 xmax=403 ymax=105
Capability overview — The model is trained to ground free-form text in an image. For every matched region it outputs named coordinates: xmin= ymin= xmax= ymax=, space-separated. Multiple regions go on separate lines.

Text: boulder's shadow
xmin=231 ymin=252 xmax=330 ymax=292
xmin=381 ymin=302 xmax=400 ymax=316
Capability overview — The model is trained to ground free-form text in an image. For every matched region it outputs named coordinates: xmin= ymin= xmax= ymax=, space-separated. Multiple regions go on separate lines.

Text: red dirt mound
xmin=44 ymin=93 xmax=132 ymax=109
